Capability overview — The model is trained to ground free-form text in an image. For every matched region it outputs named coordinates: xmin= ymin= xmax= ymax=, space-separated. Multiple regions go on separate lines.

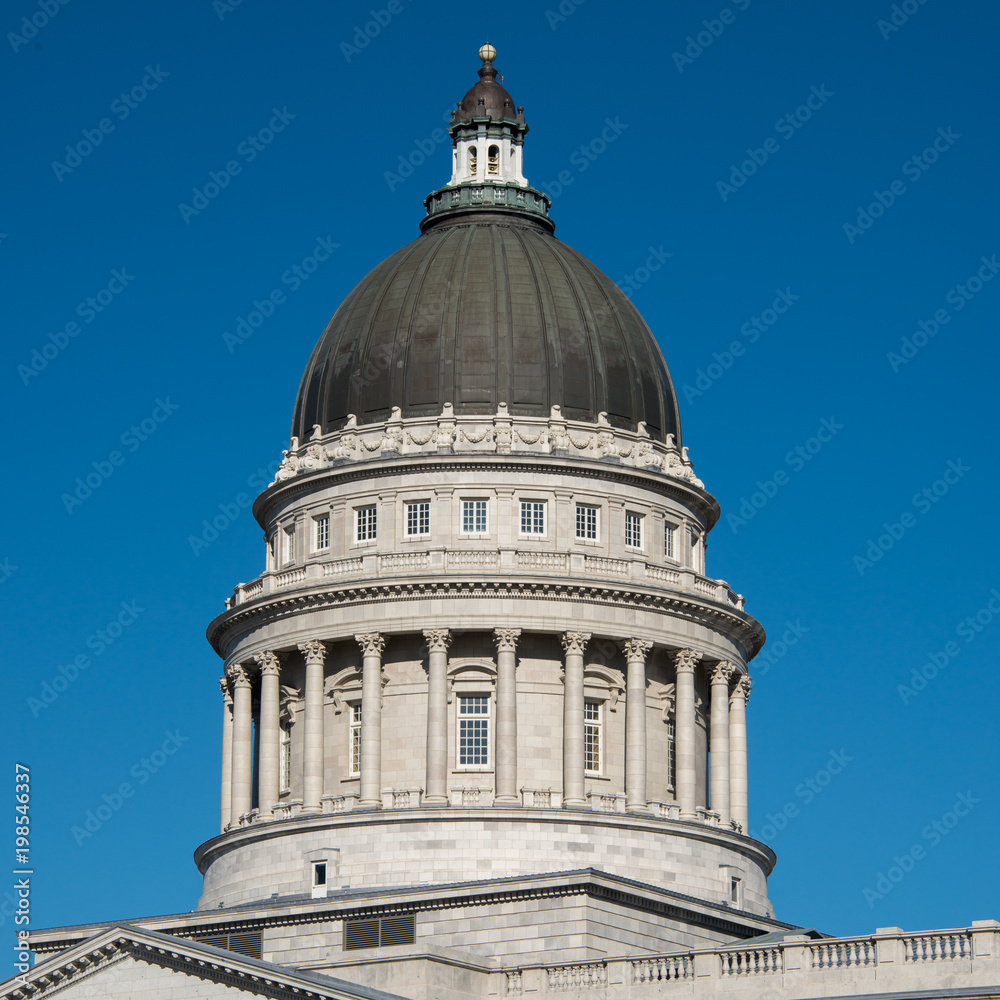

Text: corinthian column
xmin=561 ymin=632 xmax=590 ymax=807
xmin=621 ymin=638 xmax=653 ymax=814
xmin=673 ymin=649 xmax=702 ymax=818
xmin=730 ymin=674 xmax=751 ymax=832
xmin=709 ymin=661 xmax=735 ymax=826
xmin=423 ymin=629 xmax=452 ymax=806
xmin=356 ymin=632 xmax=386 ymax=808
xmin=298 ymin=641 xmax=327 ymax=814
xmin=494 ymin=628 xmax=522 ymax=805
xmin=255 ymin=651 xmax=281 ymax=821
xmin=219 ymin=677 xmax=233 ymax=832
xmin=228 ymin=663 xmax=253 ymax=825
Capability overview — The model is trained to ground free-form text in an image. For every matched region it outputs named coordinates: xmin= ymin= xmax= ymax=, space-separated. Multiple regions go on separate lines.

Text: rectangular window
xmin=730 ymin=877 xmax=742 ymax=906
xmin=283 ymin=525 xmax=296 ymax=563
xmin=461 ymin=499 xmax=488 ymax=534
xmin=405 ymin=501 xmax=430 ymax=536
xmin=458 ymin=695 xmax=490 ymax=766
xmin=575 ymin=504 xmax=598 ymax=540
xmin=664 ymin=523 xmax=676 ymax=560
xmin=665 ymin=716 xmax=675 ymax=791
xmin=350 ymin=704 xmax=362 ymax=776
xmin=315 ymin=514 xmax=330 ymax=551
xmin=313 ymin=862 xmax=327 ymax=888
xmin=520 ymin=500 xmax=546 ymax=535
xmin=625 ymin=511 xmax=643 ymax=549
xmin=584 ymin=700 xmax=601 ymax=774
xmin=280 ymin=723 xmax=291 ymax=792
xmin=355 ymin=505 xmax=377 ymax=543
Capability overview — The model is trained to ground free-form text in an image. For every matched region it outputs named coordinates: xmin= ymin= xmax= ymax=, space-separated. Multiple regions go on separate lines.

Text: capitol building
xmin=8 ymin=44 xmax=998 ymax=1000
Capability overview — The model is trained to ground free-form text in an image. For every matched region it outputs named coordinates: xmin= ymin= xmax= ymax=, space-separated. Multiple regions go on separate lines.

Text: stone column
xmin=423 ymin=629 xmax=452 ymax=806
xmin=229 ymin=663 xmax=253 ymax=825
xmin=356 ymin=632 xmax=386 ymax=808
xmin=255 ymin=651 xmax=281 ymax=821
xmin=673 ymin=649 xmax=702 ymax=818
xmin=298 ymin=640 xmax=327 ymax=814
xmin=494 ymin=628 xmax=522 ymax=805
xmin=729 ymin=674 xmax=751 ymax=832
xmin=219 ymin=677 xmax=233 ymax=832
xmin=709 ymin=661 xmax=735 ymax=826
xmin=622 ymin=638 xmax=653 ymax=814
xmin=561 ymin=632 xmax=590 ymax=807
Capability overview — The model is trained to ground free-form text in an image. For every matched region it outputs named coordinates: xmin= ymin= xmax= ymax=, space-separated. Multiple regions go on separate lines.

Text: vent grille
xmin=344 ymin=914 xmax=415 ymax=951
xmin=198 ymin=930 xmax=263 ymax=960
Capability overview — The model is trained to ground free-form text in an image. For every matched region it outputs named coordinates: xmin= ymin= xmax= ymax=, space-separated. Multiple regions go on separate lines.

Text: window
xmin=283 ymin=525 xmax=296 ymax=563
xmin=665 ymin=715 xmax=675 ymax=790
xmin=280 ymin=722 xmax=291 ymax=792
xmin=314 ymin=514 xmax=330 ymax=551
xmin=461 ymin=499 xmax=488 ymax=534
xmin=487 ymin=144 xmax=499 ymax=175
xmin=344 ymin=915 xmax=415 ymax=951
xmin=664 ymin=523 xmax=676 ymax=561
xmin=468 ymin=146 xmax=477 ymax=176
xmin=349 ymin=704 xmax=362 ymax=776
xmin=584 ymin=701 xmax=601 ymax=774
xmin=625 ymin=511 xmax=644 ymax=549
xmin=520 ymin=500 xmax=546 ymax=535
xmin=313 ymin=862 xmax=327 ymax=888
xmin=458 ymin=695 xmax=490 ymax=766
xmin=730 ymin=876 xmax=742 ymax=906
xmin=575 ymin=504 xmax=598 ymax=540
xmin=405 ymin=501 xmax=430 ymax=536
xmin=355 ymin=505 xmax=377 ymax=543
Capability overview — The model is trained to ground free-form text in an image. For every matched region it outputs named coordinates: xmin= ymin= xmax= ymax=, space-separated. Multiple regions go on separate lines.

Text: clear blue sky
xmin=4 ymin=0 xmax=999 ymax=950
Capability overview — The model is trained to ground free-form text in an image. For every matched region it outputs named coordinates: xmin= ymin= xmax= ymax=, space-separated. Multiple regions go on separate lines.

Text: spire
xmin=421 ymin=44 xmax=553 ymax=234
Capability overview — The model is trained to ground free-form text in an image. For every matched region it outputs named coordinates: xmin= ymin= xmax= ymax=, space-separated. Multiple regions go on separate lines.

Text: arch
xmin=468 ymin=146 xmax=478 ymax=177
xmin=487 ymin=144 xmax=500 ymax=175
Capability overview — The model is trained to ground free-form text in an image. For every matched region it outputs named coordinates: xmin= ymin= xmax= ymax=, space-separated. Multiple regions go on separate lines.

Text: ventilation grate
xmin=344 ymin=914 xmax=415 ymax=951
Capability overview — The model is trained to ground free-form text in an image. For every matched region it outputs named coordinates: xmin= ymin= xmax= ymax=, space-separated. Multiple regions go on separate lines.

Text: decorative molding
xmin=658 ymin=681 xmax=676 ymax=720
xmin=673 ymin=648 xmax=703 ymax=674
xmin=297 ymin=640 xmax=326 ymax=664
xmin=355 ymin=632 xmax=386 ymax=657
xmin=620 ymin=637 xmax=654 ymax=661
xmin=226 ymin=663 xmax=252 ymax=688
xmin=561 ymin=631 xmax=591 ymax=656
xmin=423 ymin=628 xmax=453 ymax=652
xmin=709 ymin=660 xmax=736 ymax=686
xmin=732 ymin=674 xmax=751 ymax=704
xmin=218 ymin=676 xmax=231 ymax=701
xmin=254 ymin=650 xmax=281 ymax=676
xmin=493 ymin=627 xmax=522 ymax=652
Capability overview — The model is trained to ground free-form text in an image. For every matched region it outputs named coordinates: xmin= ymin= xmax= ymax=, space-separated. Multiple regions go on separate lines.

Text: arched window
xmin=468 ymin=147 xmax=478 ymax=176
xmin=487 ymin=144 xmax=500 ymax=175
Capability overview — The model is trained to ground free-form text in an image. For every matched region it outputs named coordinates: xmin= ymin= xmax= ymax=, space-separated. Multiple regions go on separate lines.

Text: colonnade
xmin=219 ymin=633 xmax=751 ymax=834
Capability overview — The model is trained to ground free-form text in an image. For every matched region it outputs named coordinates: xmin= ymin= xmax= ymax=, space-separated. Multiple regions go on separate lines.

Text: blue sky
xmin=4 ymin=0 xmax=999 ymax=951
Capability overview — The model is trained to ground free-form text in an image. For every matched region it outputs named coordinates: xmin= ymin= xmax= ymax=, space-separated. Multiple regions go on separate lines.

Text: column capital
xmin=561 ymin=631 xmax=591 ymax=655
xmin=620 ymin=637 xmax=653 ymax=661
xmin=227 ymin=663 xmax=252 ymax=688
xmin=254 ymin=650 xmax=281 ymax=676
xmin=423 ymin=628 xmax=452 ymax=652
xmin=731 ymin=674 xmax=751 ymax=704
xmin=355 ymin=632 xmax=386 ymax=657
xmin=219 ymin=676 xmax=232 ymax=701
xmin=298 ymin=640 xmax=327 ymax=664
xmin=673 ymin=648 xmax=703 ymax=674
xmin=493 ymin=627 xmax=522 ymax=652
xmin=709 ymin=660 xmax=736 ymax=685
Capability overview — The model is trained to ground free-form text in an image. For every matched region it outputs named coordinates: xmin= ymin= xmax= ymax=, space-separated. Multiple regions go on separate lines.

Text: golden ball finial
xmin=479 ymin=42 xmax=496 ymax=63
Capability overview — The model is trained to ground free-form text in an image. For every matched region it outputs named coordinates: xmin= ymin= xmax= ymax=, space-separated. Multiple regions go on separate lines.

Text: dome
xmin=291 ymin=214 xmax=682 ymax=444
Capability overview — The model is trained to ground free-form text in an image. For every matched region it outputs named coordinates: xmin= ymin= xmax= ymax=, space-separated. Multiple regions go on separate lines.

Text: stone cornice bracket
xmin=297 ymin=640 xmax=327 ymax=664
xmin=709 ymin=660 xmax=736 ymax=686
xmin=673 ymin=648 xmax=703 ymax=674
xmin=493 ymin=627 xmax=522 ymax=652
xmin=731 ymin=674 xmax=751 ymax=704
xmin=253 ymin=650 xmax=281 ymax=676
xmin=226 ymin=663 xmax=252 ymax=688
xmin=355 ymin=632 xmax=386 ymax=657
xmin=218 ymin=676 xmax=232 ymax=701
xmin=423 ymin=628 xmax=453 ymax=652
xmin=620 ymin=637 xmax=654 ymax=660
xmin=561 ymin=631 xmax=591 ymax=656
